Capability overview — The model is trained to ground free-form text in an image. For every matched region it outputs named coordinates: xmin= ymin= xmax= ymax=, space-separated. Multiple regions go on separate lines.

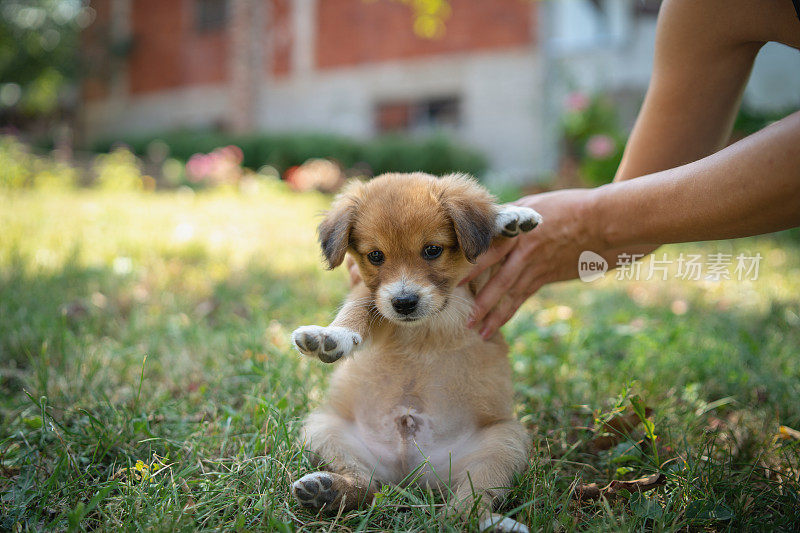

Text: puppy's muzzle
xmin=391 ymin=293 xmax=419 ymax=316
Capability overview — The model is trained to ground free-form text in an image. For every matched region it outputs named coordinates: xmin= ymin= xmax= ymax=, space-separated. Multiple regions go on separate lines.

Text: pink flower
xmin=565 ymin=92 xmax=589 ymax=113
xmin=185 ymin=146 xmax=245 ymax=185
xmin=224 ymin=145 xmax=244 ymax=164
xmin=586 ymin=134 xmax=616 ymax=159
xmin=186 ymin=153 xmax=211 ymax=182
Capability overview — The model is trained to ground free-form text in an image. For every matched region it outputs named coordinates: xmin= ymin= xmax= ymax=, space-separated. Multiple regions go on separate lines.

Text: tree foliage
xmin=0 ymin=0 xmax=91 ymax=115
xmin=378 ymin=0 xmax=452 ymax=38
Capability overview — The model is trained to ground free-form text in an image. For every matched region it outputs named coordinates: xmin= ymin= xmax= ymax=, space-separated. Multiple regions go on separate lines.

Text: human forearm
xmin=593 ymin=111 xmax=800 ymax=249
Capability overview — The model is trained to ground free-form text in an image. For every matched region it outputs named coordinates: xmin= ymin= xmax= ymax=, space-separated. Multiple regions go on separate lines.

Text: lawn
xmin=1 ymin=182 xmax=799 ymax=531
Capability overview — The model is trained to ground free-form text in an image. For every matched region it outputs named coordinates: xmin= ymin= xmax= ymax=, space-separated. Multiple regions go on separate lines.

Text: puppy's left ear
xmin=440 ymin=173 xmax=496 ymax=263
xmin=318 ymin=180 xmax=364 ymax=269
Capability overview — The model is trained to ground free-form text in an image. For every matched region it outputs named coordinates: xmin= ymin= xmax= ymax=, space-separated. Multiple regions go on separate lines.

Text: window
xmin=376 ymin=97 xmax=461 ymax=133
xmin=423 ymin=97 xmax=460 ymax=130
xmin=195 ymin=0 xmax=228 ymax=33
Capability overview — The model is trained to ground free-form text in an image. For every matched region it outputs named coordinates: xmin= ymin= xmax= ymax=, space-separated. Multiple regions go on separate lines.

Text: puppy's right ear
xmin=440 ymin=173 xmax=496 ymax=263
xmin=318 ymin=181 xmax=363 ymax=269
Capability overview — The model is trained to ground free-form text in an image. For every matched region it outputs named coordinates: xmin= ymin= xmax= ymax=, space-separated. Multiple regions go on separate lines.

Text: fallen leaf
xmin=575 ymin=473 xmax=666 ymax=501
xmin=778 ymin=425 xmax=800 ymax=440
xmin=589 ymin=434 xmax=619 ymax=451
xmin=180 ymin=478 xmax=196 ymax=513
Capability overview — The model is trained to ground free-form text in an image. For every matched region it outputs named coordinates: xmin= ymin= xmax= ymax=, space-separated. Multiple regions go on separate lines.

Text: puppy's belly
xmin=354 ymin=406 xmax=478 ymax=486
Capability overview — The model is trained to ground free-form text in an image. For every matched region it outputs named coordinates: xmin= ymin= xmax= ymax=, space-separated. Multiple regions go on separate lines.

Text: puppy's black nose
xmin=391 ymin=294 xmax=419 ymax=315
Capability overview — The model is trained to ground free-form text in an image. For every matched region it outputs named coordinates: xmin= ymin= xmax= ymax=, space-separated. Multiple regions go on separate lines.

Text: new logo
xmin=578 ymin=251 xmax=608 ymax=282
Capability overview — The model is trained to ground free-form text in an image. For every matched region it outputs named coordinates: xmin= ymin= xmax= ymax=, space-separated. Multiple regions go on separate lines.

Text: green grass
xmin=1 ymin=183 xmax=799 ymax=531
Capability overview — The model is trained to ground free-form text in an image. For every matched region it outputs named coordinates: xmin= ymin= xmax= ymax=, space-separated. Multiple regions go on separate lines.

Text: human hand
xmin=461 ymin=188 xmax=605 ymax=339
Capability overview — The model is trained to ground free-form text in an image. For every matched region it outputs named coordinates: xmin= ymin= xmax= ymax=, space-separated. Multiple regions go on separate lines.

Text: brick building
xmin=82 ymin=0 xmax=800 ymax=182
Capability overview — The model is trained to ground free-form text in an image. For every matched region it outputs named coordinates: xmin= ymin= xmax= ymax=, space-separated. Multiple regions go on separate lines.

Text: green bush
xmin=31 ymin=160 xmax=78 ymax=190
xmin=91 ymin=131 xmax=488 ymax=179
xmin=0 ymin=135 xmax=78 ymax=190
xmin=733 ymin=106 xmax=796 ymax=136
xmin=0 ymin=136 xmax=34 ymax=189
xmin=561 ymin=93 xmax=626 ymax=187
xmin=94 ymin=147 xmax=144 ymax=191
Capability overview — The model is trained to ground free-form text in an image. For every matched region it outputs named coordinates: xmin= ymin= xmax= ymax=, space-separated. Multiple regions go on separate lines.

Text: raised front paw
xmin=495 ymin=205 xmax=542 ymax=238
xmin=291 ymin=325 xmax=361 ymax=363
xmin=292 ymin=471 xmax=339 ymax=511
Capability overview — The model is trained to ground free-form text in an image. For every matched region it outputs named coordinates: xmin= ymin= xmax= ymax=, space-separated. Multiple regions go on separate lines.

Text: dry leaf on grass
xmin=777 ymin=425 xmax=800 ymax=440
xmin=575 ymin=472 xmax=666 ymax=501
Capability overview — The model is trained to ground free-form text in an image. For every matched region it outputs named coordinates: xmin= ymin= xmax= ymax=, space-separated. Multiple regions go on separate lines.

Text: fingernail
xmin=466 ymin=317 xmax=475 ymax=328
xmin=479 ymin=327 xmax=490 ymax=339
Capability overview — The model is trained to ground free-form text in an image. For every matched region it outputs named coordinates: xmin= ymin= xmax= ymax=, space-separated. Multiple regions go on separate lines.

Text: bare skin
xmin=463 ymin=0 xmax=800 ymax=339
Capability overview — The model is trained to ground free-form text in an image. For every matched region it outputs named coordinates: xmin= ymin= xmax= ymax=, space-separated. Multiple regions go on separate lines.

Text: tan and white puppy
xmin=290 ymin=172 xmax=541 ymax=532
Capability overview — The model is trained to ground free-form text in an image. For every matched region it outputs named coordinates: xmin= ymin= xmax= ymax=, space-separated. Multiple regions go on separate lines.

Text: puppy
xmin=290 ymin=172 xmax=541 ymax=532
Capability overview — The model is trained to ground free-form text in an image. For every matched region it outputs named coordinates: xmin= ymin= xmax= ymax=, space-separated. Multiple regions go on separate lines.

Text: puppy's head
xmin=318 ymin=172 xmax=495 ymax=324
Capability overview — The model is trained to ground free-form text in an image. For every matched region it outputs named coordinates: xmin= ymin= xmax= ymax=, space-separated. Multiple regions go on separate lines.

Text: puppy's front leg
xmin=292 ymin=283 xmax=371 ymax=363
xmin=495 ymin=205 xmax=542 ymax=238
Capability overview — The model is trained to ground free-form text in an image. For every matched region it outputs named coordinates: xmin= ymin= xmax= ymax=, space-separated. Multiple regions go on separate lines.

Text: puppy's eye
xmin=422 ymin=245 xmax=443 ymax=260
xmin=367 ymin=250 xmax=385 ymax=265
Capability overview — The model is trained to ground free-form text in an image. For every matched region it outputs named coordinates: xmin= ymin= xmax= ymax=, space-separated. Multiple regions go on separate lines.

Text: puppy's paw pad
xmin=292 ymin=326 xmax=321 ymax=354
xmin=479 ymin=514 xmax=529 ymax=533
xmin=495 ymin=206 xmax=543 ymax=237
xmin=291 ymin=325 xmax=361 ymax=363
xmin=292 ymin=472 xmax=339 ymax=510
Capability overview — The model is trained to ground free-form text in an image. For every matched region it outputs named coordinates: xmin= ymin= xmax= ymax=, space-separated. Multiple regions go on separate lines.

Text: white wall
xmin=260 ymin=49 xmax=547 ymax=183
xmin=83 ymin=85 xmax=230 ymax=137
xmin=744 ymin=42 xmax=800 ymax=112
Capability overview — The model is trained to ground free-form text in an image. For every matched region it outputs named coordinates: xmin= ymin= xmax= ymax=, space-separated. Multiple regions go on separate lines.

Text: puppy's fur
xmin=291 ymin=173 xmax=541 ymax=531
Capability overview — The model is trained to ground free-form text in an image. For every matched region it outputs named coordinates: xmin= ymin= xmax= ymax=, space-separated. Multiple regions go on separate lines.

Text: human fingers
xmin=466 ymin=247 xmax=528 ymax=327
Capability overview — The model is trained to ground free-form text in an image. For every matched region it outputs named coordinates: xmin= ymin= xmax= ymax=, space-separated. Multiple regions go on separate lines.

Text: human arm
xmin=466 ymin=109 xmax=800 ymax=339
xmin=465 ymin=0 xmax=800 ymax=339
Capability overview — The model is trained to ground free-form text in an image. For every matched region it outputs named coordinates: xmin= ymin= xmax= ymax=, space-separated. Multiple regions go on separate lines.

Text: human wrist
xmin=589 ymin=177 xmax=655 ymax=252
xmin=582 ymin=184 xmax=618 ymax=252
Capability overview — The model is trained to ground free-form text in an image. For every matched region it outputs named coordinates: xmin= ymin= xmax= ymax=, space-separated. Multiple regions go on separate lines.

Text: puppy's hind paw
xmin=292 ymin=472 xmax=339 ymax=511
xmin=479 ymin=513 xmax=529 ymax=533
xmin=291 ymin=325 xmax=361 ymax=363
xmin=495 ymin=205 xmax=543 ymax=237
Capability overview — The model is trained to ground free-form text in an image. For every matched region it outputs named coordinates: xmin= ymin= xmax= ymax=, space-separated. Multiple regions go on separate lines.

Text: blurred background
xmin=2 ymin=0 xmax=799 ymax=192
